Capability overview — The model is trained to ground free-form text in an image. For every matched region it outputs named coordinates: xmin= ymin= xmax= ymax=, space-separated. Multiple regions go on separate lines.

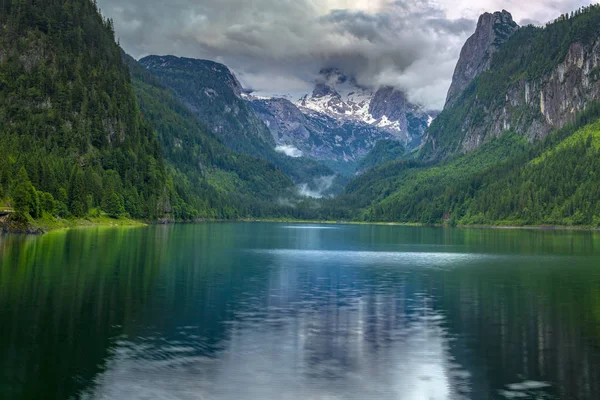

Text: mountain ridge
xmin=249 ymin=67 xmax=436 ymax=175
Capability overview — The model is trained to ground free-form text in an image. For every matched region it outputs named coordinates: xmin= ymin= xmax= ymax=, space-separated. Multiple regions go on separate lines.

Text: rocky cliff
xmin=425 ymin=6 xmax=600 ymax=158
xmin=445 ymin=10 xmax=518 ymax=108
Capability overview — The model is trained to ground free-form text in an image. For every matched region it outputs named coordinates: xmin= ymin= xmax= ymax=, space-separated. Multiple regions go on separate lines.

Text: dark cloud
xmin=97 ymin=0 xmax=594 ymax=109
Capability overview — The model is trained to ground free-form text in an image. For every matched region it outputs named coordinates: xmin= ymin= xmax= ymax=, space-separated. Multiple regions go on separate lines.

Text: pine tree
xmin=68 ymin=165 xmax=88 ymax=217
xmin=13 ymin=167 xmax=39 ymax=221
xmin=105 ymin=192 xmax=124 ymax=218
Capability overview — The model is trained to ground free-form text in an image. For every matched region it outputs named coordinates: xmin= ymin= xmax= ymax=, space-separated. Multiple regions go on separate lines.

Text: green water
xmin=1 ymin=223 xmax=600 ymax=399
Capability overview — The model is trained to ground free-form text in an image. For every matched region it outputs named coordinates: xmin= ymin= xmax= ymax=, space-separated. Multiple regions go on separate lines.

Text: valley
xmin=3 ymin=2 xmax=600 ymax=232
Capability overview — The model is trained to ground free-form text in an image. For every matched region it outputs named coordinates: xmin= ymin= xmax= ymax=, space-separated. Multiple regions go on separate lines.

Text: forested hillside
xmin=0 ymin=0 xmax=179 ymax=223
xmin=340 ymin=101 xmax=600 ymax=227
xmin=125 ymin=55 xmax=296 ymax=219
xmin=356 ymin=140 xmax=408 ymax=173
xmin=0 ymin=0 xmax=301 ymax=228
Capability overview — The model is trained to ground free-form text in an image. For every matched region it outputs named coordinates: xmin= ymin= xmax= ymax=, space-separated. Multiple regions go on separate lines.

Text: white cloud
xmin=297 ymin=175 xmax=336 ymax=198
xmin=275 ymin=145 xmax=304 ymax=158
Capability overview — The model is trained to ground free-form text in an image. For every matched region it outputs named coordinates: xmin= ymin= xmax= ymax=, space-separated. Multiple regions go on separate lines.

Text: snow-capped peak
xmin=294 ymin=68 xmax=438 ymax=145
xmin=298 ymin=73 xmax=423 ymax=143
xmin=296 ymin=70 xmax=382 ymax=129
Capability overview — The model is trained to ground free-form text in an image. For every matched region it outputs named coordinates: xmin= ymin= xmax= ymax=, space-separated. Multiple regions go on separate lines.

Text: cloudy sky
xmin=98 ymin=0 xmax=594 ymax=110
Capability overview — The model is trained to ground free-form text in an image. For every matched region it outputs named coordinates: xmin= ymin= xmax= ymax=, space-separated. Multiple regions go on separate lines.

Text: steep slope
xmin=362 ymin=105 xmax=600 ymax=226
xmin=249 ymin=96 xmax=395 ymax=175
xmin=337 ymin=131 xmax=528 ymax=220
xmin=139 ymin=55 xmax=274 ymax=152
xmin=125 ymin=55 xmax=296 ymax=218
xmin=138 ymin=55 xmax=338 ymax=191
xmin=424 ymin=5 xmax=600 ymax=159
xmin=297 ymin=68 xmax=435 ymax=146
xmin=356 ymin=140 xmax=407 ymax=173
xmin=445 ymin=10 xmax=518 ymax=107
xmin=0 ymin=0 xmax=175 ymax=222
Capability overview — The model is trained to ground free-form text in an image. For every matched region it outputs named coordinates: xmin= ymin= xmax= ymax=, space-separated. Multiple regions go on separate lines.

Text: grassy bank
xmin=1 ymin=215 xmax=146 ymax=235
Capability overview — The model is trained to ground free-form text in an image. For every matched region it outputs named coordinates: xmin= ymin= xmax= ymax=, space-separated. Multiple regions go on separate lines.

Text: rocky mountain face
xmin=249 ymin=96 xmax=396 ymax=174
xmin=424 ymin=7 xmax=600 ymax=159
xmin=249 ymin=68 xmax=435 ymax=174
xmin=445 ymin=10 xmax=518 ymax=107
xmin=297 ymin=68 xmax=434 ymax=145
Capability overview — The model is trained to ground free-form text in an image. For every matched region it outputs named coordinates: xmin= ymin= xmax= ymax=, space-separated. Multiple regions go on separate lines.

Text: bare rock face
xmin=463 ymin=40 xmax=600 ymax=150
xmin=428 ymin=38 xmax=600 ymax=158
xmin=250 ymin=96 xmax=396 ymax=173
xmin=445 ymin=10 xmax=518 ymax=107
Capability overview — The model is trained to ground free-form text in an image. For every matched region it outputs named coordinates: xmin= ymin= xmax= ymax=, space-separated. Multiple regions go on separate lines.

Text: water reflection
xmin=1 ymin=224 xmax=600 ymax=399
xmin=83 ymin=279 xmax=468 ymax=399
xmin=0 ymin=227 xmax=165 ymax=399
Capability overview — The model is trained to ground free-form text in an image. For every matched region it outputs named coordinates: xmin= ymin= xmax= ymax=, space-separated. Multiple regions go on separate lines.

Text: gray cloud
xmin=98 ymin=0 xmax=595 ymax=110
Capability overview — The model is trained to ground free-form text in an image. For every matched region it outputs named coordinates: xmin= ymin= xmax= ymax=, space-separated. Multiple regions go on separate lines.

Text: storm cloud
xmin=97 ymin=0 xmax=595 ymax=110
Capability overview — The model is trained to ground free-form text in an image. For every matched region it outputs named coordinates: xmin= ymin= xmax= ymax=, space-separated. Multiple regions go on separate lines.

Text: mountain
xmin=334 ymin=5 xmax=600 ymax=227
xmin=139 ymin=55 xmax=343 ymax=195
xmin=423 ymin=5 xmax=600 ymax=159
xmin=249 ymin=96 xmax=395 ymax=175
xmin=298 ymin=68 xmax=435 ymax=146
xmin=356 ymin=140 xmax=407 ymax=173
xmin=125 ymin=54 xmax=297 ymax=219
xmin=139 ymin=56 xmax=274 ymax=152
xmin=248 ymin=68 xmax=435 ymax=175
xmin=445 ymin=10 xmax=519 ymax=108
xmin=0 ymin=0 xmax=176 ymax=223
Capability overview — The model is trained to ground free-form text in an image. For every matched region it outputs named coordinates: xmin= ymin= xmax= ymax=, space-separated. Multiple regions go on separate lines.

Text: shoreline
xmin=2 ymin=217 xmax=600 ymax=235
xmin=455 ymin=223 xmax=600 ymax=232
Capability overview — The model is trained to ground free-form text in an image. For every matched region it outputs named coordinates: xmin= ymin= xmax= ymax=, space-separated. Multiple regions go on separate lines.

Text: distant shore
xmin=454 ymin=223 xmax=600 ymax=232
xmin=240 ymin=219 xmax=600 ymax=232
xmin=2 ymin=216 xmax=600 ymax=236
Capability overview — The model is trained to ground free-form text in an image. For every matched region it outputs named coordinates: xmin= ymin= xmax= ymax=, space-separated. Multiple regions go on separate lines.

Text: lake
xmin=1 ymin=223 xmax=600 ymax=399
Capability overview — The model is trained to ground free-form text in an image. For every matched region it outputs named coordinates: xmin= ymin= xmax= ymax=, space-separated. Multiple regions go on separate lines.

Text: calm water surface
xmin=1 ymin=223 xmax=600 ymax=399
